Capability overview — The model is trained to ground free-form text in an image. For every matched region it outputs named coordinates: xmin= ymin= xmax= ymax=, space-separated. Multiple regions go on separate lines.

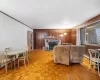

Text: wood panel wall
xmin=33 ymin=29 xmax=76 ymax=49
xmin=70 ymin=29 xmax=76 ymax=45
xmin=74 ymin=14 xmax=100 ymax=28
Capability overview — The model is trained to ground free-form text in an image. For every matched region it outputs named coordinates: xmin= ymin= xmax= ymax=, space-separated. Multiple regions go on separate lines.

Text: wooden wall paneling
xmin=33 ymin=29 xmax=34 ymax=50
xmin=36 ymin=32 xmax=42 ymax=49
xmin=74 ymin=15 xmax=100 ymax=28
xmin=58 ymin=29 xmax=71 ymax=43
xmin=49 ymin=29 xmax=58 ymax=37
xmin=33 ymin=29 xmax=76 ymax=49
xmin=34 ymin=29 xmax=49 ymax=49
xmin=70 ymin=29 xmax=76 ymax=45
xmin=83 ymin=14 xmax=100 ymax=27
xmin=58 ymin=29 xmax=65 ymax=43
xmin=65 ymin=29 xmax=71 ymax=43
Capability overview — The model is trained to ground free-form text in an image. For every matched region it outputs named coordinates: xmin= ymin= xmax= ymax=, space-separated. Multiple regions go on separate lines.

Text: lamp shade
xmin=64 ymin=33 xmax=67 ymax=35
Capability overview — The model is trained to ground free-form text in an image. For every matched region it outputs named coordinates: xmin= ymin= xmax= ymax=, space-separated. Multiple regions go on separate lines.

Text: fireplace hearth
xmin=44 ymin=38 xmax=61 ymax=50
xmin=49 ymin=40 xmax=58 ymax=50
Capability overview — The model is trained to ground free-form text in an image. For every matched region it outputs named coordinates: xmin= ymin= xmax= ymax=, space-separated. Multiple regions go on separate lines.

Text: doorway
xmin=27 ymin=31 xmax=33 ymax=52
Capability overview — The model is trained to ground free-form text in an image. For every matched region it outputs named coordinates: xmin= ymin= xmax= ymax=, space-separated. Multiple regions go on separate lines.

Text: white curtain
xmin=76 ymin=28 xmax=81 ymax=45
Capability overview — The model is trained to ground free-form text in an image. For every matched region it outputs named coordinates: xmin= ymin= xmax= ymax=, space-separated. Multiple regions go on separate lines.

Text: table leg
xmin=14 ymin=56 xmax=16 ymax=70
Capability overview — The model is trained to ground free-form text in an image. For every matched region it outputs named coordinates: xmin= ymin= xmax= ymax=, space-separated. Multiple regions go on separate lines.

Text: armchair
xmin=53 ymin=45 xmax=70 ymax=65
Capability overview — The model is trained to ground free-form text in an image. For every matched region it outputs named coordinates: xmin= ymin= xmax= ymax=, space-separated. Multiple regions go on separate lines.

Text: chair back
xmin=25 ymin=46 xmax=28 ymax=57
xmin=95 ymin=50 xmax=100 ymax=60
xmin=4 ymin=47 xmax=12 ymax=60
xmin=88 ymin=49 xmax=100 ymax=63
xmin=0 ymin=52 xmax=5 ymax=63
xmin=5 ymin=47 xmax=12 ymax=52
xmin=18 ymin=46 xmax=28 ymax=58
xmin=25 ymin=46 xmax=28 ymax=52
xmin=23 ymin=46 xmax=28 ymax=52
xmin=88 ymin=49 xmax=96 ymax=58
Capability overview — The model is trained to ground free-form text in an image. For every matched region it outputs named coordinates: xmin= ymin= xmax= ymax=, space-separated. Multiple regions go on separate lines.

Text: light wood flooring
xmin=0 ymin=50 xmax=100 ymax=80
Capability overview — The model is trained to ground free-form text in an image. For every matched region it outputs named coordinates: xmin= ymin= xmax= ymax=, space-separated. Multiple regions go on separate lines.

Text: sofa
xmin=53 ymin=45 xmax=85 ymax=65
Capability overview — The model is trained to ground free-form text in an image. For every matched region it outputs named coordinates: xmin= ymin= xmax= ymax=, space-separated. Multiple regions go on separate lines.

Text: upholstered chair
xmin=70 ymin=45 xmax=85 ymax=63
xmin=53 ymin=45 xmax=71 ymax=65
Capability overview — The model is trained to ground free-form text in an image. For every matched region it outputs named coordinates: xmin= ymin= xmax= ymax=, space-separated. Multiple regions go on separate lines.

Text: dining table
xmin=7 ymin=50 xmax=27 ymax=69
xmin=6 ymin=50 xmax=26 ymax=58
xmin=0 ymin=49 xmax=27 ymax=69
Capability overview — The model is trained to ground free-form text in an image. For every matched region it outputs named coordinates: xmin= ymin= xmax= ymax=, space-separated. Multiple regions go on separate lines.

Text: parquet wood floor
xmin=0 ymin=50 xmax=100 ymax=80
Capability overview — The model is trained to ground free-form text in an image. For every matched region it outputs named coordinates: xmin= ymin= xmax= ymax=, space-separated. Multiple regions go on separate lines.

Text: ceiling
xmin=0 ymin=0 xmax=100 ymax=29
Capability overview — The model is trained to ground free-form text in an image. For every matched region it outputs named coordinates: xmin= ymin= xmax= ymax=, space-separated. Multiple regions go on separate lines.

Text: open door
xmin=27 ymin=31 xmax=33 ymax=52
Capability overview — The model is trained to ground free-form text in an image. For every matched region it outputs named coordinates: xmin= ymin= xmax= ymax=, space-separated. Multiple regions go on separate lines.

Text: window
xmin=80 ymin=22 xmax=100 ymax=45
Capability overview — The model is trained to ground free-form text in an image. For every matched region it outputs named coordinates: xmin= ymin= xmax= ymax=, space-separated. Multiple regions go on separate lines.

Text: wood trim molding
xmin=74 ymin=14 xmax=100 ymax=29
xmin=0 ymin=11 xmax=33 ymax=29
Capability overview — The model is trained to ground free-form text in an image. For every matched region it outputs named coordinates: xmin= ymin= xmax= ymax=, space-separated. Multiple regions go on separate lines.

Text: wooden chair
xmin=88 ymin=49 xmax=100 ymax=76
xmin=18 ymin=46 xmax=29 ymax=68
xmin=0 ymin=51 xmax=12 ymax=73
xmin=5 ymin=48 xmax=16 ymax=70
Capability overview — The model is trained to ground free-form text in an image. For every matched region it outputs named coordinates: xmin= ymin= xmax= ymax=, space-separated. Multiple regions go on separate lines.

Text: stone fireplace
xmin=44 ymin=38 xmax=61 ymax=50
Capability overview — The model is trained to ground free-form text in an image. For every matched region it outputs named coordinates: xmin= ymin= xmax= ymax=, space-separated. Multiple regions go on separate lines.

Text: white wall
xmin=0 ymin=12 xmax=33 ymax=51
